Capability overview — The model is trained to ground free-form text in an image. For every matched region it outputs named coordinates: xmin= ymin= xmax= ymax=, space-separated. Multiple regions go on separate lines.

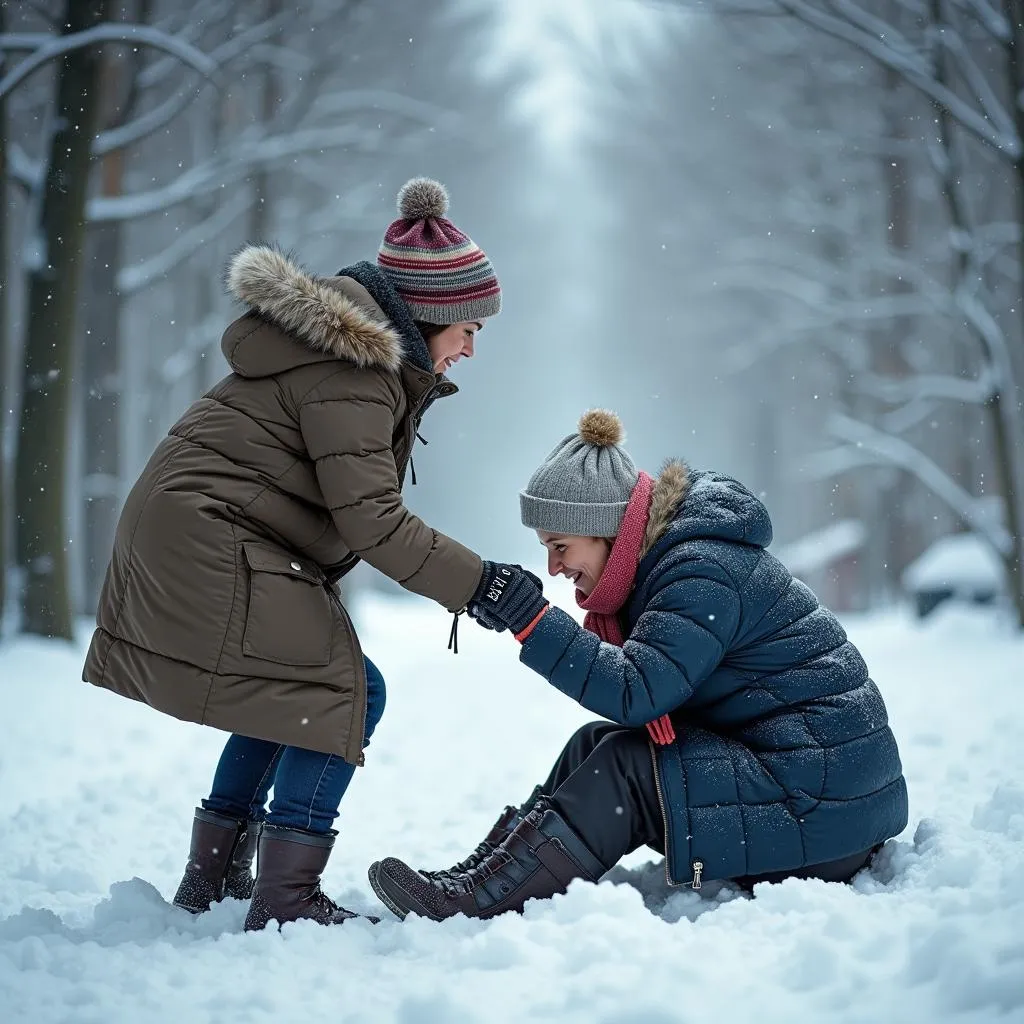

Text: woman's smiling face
xmin=537 ymin=531 xmax=613 ymax=597
xmin=426 ymin=321 xmax=482 ymax=374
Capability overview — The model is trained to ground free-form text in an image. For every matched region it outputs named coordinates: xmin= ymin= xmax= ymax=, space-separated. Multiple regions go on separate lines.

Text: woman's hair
xmin=415 ymin=321 xmax=447 ymax=342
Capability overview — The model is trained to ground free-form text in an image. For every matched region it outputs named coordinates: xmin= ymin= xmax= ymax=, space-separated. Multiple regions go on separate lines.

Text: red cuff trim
xmin=515 ymin=604 xmax=551 ymax=643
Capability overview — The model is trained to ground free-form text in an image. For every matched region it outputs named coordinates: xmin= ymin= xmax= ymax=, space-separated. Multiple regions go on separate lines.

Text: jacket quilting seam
xmin=313 ymin=447 xmax=391 ymax=459
xmin=226 ymin=320 xmax=264 ymax=363
xmin=395 ymin=533 xmax=436 ymax=584
xmin=108 ymin=439 xmax=180 ymax=644
xmin=295 ymin=365 xmax=401 ymax=409
xmin=213 ymin=522 xmax=243 ymax=680
xmin=327 ymin=490 xmax=392 ymax=513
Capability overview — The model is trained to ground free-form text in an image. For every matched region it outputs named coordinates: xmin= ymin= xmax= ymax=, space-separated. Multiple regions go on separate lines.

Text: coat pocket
xmin=241 ymin=543 xmax=332 ymax=667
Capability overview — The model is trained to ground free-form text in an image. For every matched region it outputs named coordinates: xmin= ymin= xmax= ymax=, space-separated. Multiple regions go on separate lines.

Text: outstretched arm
xmin=300 ymin=368 xmax=481 ymax=611
xmin=517 ymin=561 xmax=740 ymax=726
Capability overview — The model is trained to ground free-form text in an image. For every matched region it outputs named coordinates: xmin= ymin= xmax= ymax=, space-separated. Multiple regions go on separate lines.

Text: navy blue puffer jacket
xmin=519 ymin=461 xmax=908 ymax=886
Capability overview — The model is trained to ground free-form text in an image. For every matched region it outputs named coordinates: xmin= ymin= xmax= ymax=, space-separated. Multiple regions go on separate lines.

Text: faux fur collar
xmin=640 ymin=459 xmax=692 ymax=559
xmin=226 ymin=245 xmax=404 ymax=372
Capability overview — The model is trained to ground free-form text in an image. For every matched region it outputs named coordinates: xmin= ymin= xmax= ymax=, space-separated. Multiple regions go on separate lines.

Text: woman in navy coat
xmin=369 ymin=410 xmax=908 ymax=922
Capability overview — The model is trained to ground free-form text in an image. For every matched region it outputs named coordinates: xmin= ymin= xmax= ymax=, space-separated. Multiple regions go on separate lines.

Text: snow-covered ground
xmin=1 ymin=594 xmax=1022 ymax=1023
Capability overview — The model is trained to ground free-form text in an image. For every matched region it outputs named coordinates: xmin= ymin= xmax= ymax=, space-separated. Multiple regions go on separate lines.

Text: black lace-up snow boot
xmin=420 ymin=786 xmax=544 ymax=883
xmin=369 ymin=800 xmax=606 ymax=922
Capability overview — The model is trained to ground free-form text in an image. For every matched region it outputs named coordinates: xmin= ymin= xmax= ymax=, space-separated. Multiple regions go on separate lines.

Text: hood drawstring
xmin=408 ymin=433 xmax=428 ymax=487
xmin=448 ymin=609 xmax=464 ymax=654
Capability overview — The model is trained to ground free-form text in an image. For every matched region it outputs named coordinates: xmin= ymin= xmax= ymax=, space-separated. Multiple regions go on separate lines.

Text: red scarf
xmin=576 ymin=471 xmax=676 ymax=745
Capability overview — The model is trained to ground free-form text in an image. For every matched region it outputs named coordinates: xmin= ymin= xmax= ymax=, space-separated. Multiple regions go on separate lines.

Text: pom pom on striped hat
xmin=378 ymin=177 xmax=501 ymax=325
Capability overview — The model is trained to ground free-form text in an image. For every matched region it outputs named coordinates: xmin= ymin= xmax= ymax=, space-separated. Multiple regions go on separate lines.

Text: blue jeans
xmin=202 ymin=655 xmax=386 ymax=834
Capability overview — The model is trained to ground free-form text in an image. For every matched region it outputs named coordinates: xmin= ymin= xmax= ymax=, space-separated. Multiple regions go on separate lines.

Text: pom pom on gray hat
xmin=578 ymin=408 xmax=625 ymax=447
xmin=519 ymin=409 xmax=638 ymax=538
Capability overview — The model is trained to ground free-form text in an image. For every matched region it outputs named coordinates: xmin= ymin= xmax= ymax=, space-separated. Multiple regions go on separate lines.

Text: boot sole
xmin=366 ymin=860 xmax=421 ymax=925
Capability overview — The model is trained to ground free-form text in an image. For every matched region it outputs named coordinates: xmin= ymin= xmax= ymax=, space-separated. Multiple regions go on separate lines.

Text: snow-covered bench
xmin=901 ymin=534 xmax=1005 ymax=618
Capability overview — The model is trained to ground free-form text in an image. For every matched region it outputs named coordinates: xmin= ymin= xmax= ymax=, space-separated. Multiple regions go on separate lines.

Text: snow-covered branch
xmin=724 ymin=316 xmax=871 ymax=376
xmin=116 ymin=192 xmax=253 ymax=296
xmin=879 ymin=397 xmax=940 ymax=436
xmin=313 ymin=89 xmax=465 ymax=132
xmin=951 ymin=0 xmax=1011 ymax=40
xmin=933 ymin=23 xmax=1016 ymax=147
xmin=93 ymin=12 xmax=291 ymax=158
xmin=0 ymin=33 xmax=52 ymax=52
xmin=92 ymin=86 xmax=199 ymax=160
xmin=134 ymin=0 xmax=236 ymax=90
xmin=0 ymin=23 xmax=219 ymax=100
xmin=87 ymin=123 xmax=378 ymax=222
xmin=6 ymin=143 xmax=38 ymax=192
xmin=772 ymin=0 xmax=1020 ymax=156
xmin=855 ymin=367 xmax=998 ymax=405
xmin=800 ymin=443 xmax=881 ymax=479
xmin=827 ymin=413 xmax=1011 ymax=554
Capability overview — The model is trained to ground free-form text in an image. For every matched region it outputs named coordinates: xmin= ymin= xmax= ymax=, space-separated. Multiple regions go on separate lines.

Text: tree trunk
xmin=876 ymin=63 xmax=916 ymax=598
xmin=1004 ymin=0 xmax=1024 ymax=625
xmin=79 ymin=1 xmax=150 ymax=616
xmin=14 ymin=0 xmax=111 ymax=639
xmin=248 ymin=0 xmax=282 ymax=241
xmin=80 ymin=197 xmax=124 ymax=616
xmin=0 ymin=1 xmax=8 ymax=627
xmin=937 ymin=0 xmax=1024 ymax=626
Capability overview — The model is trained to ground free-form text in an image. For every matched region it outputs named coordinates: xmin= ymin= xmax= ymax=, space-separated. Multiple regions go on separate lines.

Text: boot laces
xmin=439 ymin=848 xmax=512 ymax=897
xmin=427 ymin=839 xmax=496 ymax=881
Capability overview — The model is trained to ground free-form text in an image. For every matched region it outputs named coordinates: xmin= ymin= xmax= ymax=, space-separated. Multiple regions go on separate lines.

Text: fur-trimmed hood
xmin=639 ymin=459 xmax=773 ymax=561
xmin=641 ymin=460 xmax=692 ymax=559
xmin=222 ymin=245 xmax=405 ymax=377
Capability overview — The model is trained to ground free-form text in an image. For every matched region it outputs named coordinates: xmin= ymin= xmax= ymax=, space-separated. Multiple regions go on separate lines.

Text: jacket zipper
xmin=648 ymin=740 xmax=679 ymax=888
xmin=402 ymin=392 xmax=433 ymax=487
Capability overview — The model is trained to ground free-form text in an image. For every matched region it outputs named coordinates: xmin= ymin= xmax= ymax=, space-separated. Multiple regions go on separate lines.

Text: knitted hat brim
xmin=519 ymin=492 xmax=627 ymax=538
xmin=404 ymin=293 xmax=501 ymax=324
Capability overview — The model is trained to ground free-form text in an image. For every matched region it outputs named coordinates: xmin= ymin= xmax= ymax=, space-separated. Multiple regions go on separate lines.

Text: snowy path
xmin=1 ymin=597 xmax=1022 ymax=1023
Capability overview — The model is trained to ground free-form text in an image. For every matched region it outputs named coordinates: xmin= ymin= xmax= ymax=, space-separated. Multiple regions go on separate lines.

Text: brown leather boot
xmin=243 ymin=825 xmax=379 ymax=931
xmin=420 ymin=786 xmax=544 ymax=883
xmin=369 ymin=802 xmax=607 ymax=922
xmin=172 ymin=808 xmax=261 ymax=914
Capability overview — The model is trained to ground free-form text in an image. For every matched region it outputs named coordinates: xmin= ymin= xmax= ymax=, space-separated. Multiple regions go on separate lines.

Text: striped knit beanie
xmin=378 ymin=178 xmax=501 ymax=324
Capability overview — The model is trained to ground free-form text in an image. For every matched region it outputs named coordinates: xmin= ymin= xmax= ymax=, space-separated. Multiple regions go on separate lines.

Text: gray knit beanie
xmin=520 ymin=410 xmax=638 ymax=537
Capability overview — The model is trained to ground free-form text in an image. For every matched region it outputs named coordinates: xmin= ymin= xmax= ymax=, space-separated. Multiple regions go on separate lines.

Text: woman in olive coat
xmin=84 ymin=179 xmax=504 ymax=930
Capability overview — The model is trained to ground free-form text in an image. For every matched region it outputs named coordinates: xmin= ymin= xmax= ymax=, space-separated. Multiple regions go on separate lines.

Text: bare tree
xmin=14 ymin=0 xmax=114 ymax=639
xmin=767 ymin=0 xmax=1024 ymax=624
xmin=78 ymin=0 xmax=155 ymax=614
xmin=0 ymin=0 xmax=8 ymax=625
xmin=4 ymin=0 xmax=219 ymax=637
xmin=641 ymin=0 xmax=1024 ymax=623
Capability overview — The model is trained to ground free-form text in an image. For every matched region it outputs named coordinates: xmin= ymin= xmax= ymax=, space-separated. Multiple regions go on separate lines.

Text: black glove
xmin=467 ymin=565 xmax=544 ymax=632
xmin=469 ymin=562 xmax=548 ymax=635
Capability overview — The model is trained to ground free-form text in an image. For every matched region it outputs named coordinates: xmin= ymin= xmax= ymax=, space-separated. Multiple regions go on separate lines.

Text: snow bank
xmin=1 ymin=598 xmax=1022 ymax=1023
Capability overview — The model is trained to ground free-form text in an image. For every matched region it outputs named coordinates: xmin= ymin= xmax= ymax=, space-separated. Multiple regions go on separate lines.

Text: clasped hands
xmin=467 ymin=561 xmax=548 ymax=635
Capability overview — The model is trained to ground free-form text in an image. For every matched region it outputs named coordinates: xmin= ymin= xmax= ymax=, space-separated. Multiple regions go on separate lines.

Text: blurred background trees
xmin=1 ymin=0 xmax=1020 ymax=638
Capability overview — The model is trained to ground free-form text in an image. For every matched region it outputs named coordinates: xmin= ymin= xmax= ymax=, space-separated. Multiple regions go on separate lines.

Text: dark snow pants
xmin=540 ymin=721 xmax=877 ymax=887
